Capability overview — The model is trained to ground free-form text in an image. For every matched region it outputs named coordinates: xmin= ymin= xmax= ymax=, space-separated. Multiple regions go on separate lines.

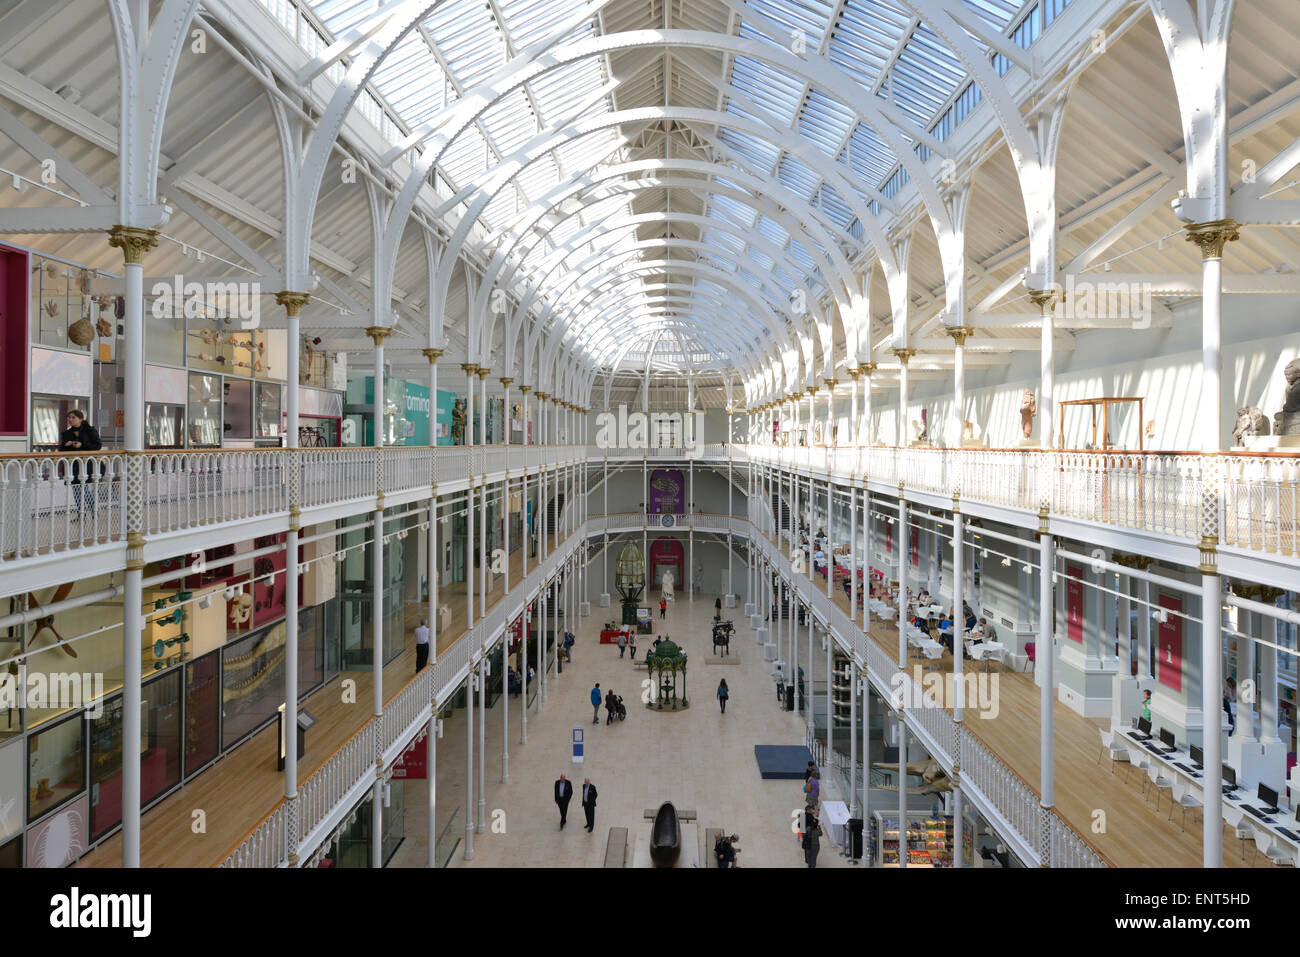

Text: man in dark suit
xmin=581 ymin=778 xmax=598 ymax=831
xmin=554 ymin=774 xmax=573 ymax=829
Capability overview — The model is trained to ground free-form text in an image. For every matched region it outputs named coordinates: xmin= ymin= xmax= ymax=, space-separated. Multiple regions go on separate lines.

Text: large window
xmin=221 ymin=623 xmax=286 ymax=749
xmin=88 ymin=672 xmax=182 ymax=839
xmin=185 ymin=653 xmax=220 ymax=775
xmin=0 ymin=741 xmax=23 ymax=842
xmin=27 ymin=715 xmax=84 ymax=822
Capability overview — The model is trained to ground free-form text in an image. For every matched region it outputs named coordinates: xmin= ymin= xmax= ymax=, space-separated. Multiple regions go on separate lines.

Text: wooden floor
xmin=77 ymin=531 xmax=567 ymax=868
xmin=770 ymin=531 xmax=1273 ymax=868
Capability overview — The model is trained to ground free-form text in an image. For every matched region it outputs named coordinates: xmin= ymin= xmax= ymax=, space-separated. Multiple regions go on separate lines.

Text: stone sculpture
xmin=1020 ymin=390 xmax=1036 ymax=439
xmin=451 ymin=397 xmax=467 ymax=445
xmin=1232 ymin=407 xmax=1270 ymax=445
xmin=1275 ymin=359 xmax=1300 ymax=436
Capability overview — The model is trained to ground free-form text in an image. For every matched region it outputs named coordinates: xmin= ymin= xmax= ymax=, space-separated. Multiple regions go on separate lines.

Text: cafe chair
xmin=1022 ymin=641 xmax=1035 ymax=673
xmin=1146 ymin=762 xmax=1173 ymax=814
xmin=1097 ymin=729 xmax=1128 ymax=774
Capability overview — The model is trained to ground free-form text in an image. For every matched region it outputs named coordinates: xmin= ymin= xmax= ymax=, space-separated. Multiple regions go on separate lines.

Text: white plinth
xmin=725 ymin=594 xmax=736 ymax=608
xmin=961 ymin=438 xmax=988 ymax=448
xmin=599 ymin=594 xmax=610 ymax=608
xmin=744 ymin=602 xmax=755 ymax=618
xmin=751 ymin=615 xmax=763 ymax=631
xmin=763 ymin=642 xmax=776 ymax=661
xmin=580 ymin=601 xmax=591 ymax=617
xmin=756 ymin=626 xmax=768 ymax=647
xmin=1241 ymin=434 xmax=1300 ymax=451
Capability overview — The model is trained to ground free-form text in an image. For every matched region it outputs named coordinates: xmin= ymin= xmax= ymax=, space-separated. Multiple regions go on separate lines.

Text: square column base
xmin=763 ymin=642 xmax=776 ymax=662
xmin=750 ymin=615 xmax=763 ymax=630
xmin=599 ymin=594 xmax=610 ymax=608
xmin=744 ymin=602 xmax=755 ymax=618
xmin=725 ymin=594 xmax=736 ymax=608
xmin=580 ymin=601 xmax=591 ymax=617
xmin=1228 ymin=732 xmax=1288 ymax=795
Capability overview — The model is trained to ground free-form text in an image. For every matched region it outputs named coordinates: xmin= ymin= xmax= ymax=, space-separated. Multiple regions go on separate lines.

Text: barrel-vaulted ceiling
xmin=2 ymin=0 xmax=1299 ymax=408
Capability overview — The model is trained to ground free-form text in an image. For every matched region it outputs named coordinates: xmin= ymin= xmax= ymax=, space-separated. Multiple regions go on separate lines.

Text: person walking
xmin=804 ymin=769 xmax=820 ymax=804
xmin=802 ymin=812 xmax=822 ymax=868
xmin=716 ymin=678 xmax=729 ymax=714
xmin=715 ymin=596 xmax=722 ymax=615
xmin=604 ymin=688 xmax=618 ymax=725
xmin=628 ymin=633 xmax=637 ymax=660
xmin=659 ymin=597 xmax=667 ymax=619
xmin=61 ymin=409 xmax=102 ymax=515
xmin=617 ymin=631 xmax=627 ymax=658
xmin=581 ymin=778 xmax=598 ymax=831
xmin=413 ymin=619 xmax=431 ymax=673
xmin=554 ymin=774 xmax=573 ymax=829
xmin=590 ymin=683 xmax=602 ymax=724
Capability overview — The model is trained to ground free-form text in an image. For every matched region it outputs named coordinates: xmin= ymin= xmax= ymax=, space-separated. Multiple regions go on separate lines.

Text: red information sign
xmin=1066 ymin=564 xmax=1084 ymax=644
xmin=392 ymin=735 xmax=427 ymax=780
xmin=1156 ymin=593 xmax=1183 ymax=692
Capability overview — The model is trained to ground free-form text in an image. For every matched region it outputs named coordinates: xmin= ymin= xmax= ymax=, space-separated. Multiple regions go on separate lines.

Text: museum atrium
xmin=0 ymin=0 xmax=1297 ymax=873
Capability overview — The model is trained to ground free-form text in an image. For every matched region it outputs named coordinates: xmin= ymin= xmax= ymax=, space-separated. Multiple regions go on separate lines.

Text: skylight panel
xmin=817 ymin=182 xmax=853 ymax=229
xmin=756 ymin=216 xmax=789 ymax=248
xmin=729 ymin=43 xmax=805 ymax=122
xmin=827 ymin=0 xmax=913 ymax=89
xmin=963 ymin=0 xmax=1020 ymax=31
xmin=777 ymin=153 xmax=819 ymax=200
xmin=746 ymin=246 xmax=775 ymax=272
xmin=424 ymin=0 xmax=508 ymax=90
xmin=440 ymin=125 xmax=490 ymax=190
xmin=480 ymin=89 xmax=539 ymax=156
xmin=787 ymin=238 xmax=816 ymax=272
xmin=744 ymin=0 xmax=837 ymax=49
xmin=797 ymin=88 xmax=857 ymax=160
xmin=718 ymin=128 xmax=781 ymax=172
xmin=845 ymin=121 xmax=896 ymax=184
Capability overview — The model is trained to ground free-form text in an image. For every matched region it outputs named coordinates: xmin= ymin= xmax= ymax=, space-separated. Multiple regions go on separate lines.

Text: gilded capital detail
xmin=365 ymin=326 xmax=393 ymax=346
xmin=275 ymin=291 xmax=311 ymax=316
xmin=944 ymin=325 xmax=975 ymax=346
xmin=108 ymin=225 xmax=159 ymax=265
xmin=422 ymin=348 xmax=444 ymax=363
xmin=1185 ymin=219 xmax=1240 ymax=260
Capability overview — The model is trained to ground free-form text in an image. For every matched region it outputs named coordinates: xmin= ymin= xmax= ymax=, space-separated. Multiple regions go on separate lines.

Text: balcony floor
xmin=76 ymin=531 xmax=567 ymax=867
xmin=772 ymin=531 xmax=1273 ymax=868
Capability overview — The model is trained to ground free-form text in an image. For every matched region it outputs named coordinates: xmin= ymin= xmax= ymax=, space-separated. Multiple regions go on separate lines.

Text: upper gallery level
xmin=1 ymin=438 xmax=1296 ymax=599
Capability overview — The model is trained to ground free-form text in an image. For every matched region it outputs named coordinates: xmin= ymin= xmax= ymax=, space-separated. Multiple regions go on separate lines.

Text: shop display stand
xmin=872 ymin=810 xmax=954 ymax=867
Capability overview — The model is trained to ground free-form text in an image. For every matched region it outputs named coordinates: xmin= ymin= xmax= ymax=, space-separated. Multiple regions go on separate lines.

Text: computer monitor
xmin=1190 ymin=744 xmax=1203 ymax=766
xmin=1258 ymin=783 xmax=1279 ymax=809
xmin=1222 ymin=764 xmax=1236 ymax=788
xmin=1137 ymin=717 xmax=1151 ymax=735
xmin=1159 ymin=728 xmax=1176 ymax=749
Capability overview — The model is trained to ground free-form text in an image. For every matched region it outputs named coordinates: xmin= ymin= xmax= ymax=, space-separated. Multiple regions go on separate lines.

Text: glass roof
xmin=272 ymin=0 xmax=1070 ymax=376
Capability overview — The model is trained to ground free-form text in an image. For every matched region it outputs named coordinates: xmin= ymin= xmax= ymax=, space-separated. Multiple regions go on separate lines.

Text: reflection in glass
xmin=187 ymin=373 xmax=221 ymax=446
xmin=27 ymin=716 xmax=84 ymax=822
xmin=221 ymin=623 xmax=287 ymax=749
xmin=223 ymin=378 xmax=252 ymax=439
xmin=256 ymin=382 xmax=282 ymax=438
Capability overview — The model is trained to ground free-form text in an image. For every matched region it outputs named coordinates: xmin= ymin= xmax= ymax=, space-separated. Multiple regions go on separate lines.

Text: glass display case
xmin=187 ymin=372 xmax=221 ymax=446
xmin=222 ymin=378 xmax=253 ymax=440
xmin=256 ymin=382 xmax=282 ymax=442
xmin=31 ymin=394 xmax=79 ymax=452
xmin=27 ymin=715 xmax=84 ymax=822
xmin=146 ymin=402 xmax=184 ymax=448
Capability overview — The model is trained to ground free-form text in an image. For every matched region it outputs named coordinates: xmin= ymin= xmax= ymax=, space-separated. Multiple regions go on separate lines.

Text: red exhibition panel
xmin=1066 ymin=564 xmax=1084 ymax=643
xmin=1157 ymin=592 xmax=1183 ymax=692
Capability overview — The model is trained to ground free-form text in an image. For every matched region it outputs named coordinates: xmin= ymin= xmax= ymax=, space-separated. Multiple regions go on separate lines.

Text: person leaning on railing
xmin=60 ymin=409 xmax=102 ymax=515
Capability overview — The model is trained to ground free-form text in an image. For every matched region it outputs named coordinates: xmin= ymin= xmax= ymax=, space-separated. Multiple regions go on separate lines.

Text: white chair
xmin=1124 ymin=746 xmax=1151 ymax=791
xmin=1168 ymin=778 xmax=1202 ymax=832
xmin=1097 ymin=729 xmax=1129 ymax=774
xmin=1147 ymin=762 xmax=1174 ymax=814
xmin=1233 ymin=820 xmax=1255 ymax=861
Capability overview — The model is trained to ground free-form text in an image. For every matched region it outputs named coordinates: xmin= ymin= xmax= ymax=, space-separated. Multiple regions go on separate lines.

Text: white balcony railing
xmin=0 ymin=453 xmax=126 ymax=562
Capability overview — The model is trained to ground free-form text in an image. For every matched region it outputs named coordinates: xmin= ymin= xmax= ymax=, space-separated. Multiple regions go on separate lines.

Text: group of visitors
xmin=553 ymin=774 xmax=599 ymax=831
